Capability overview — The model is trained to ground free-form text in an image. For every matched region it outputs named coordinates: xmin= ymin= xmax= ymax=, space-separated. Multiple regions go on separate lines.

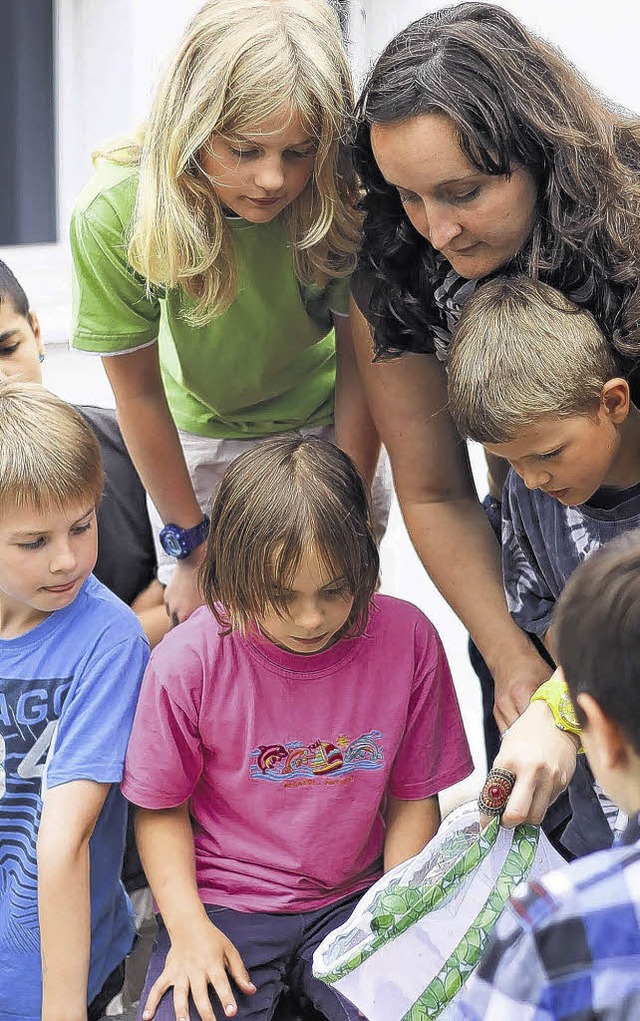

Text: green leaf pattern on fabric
xmin=318 ymin=817 xmax=501 ymax=984
xmin=400 ymin=824 xmax=539 ymax=1021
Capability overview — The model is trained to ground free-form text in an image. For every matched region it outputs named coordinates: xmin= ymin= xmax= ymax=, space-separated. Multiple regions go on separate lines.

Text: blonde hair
xmin=97 ymin=0 xmax=360 ymax=326
xmin=199 ymin=435 xmax=379 ymax=636
xmin=448 ymin=276 xmax=620 ymax=443
xmin=0 ymin=379 xmax=103 ymax=514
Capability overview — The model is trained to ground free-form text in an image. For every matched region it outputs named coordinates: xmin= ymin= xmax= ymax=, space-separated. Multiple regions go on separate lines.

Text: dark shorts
xmin=139 ymin=892 xmax=365 ymax=1021
xmin=88 ymin=958 xmax=126 ymax=1021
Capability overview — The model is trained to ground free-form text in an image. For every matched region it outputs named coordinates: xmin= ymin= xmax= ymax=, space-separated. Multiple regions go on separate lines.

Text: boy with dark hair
xmin=448 ymin=275 xmax=640 ymax=856
xmin=459 ymin=536 xmax=640 ymax=1020
xmin=0 ymin=378 xmax=149 ymax=1021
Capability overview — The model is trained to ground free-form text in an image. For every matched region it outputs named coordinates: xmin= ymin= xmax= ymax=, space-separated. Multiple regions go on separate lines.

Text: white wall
xmin=55 ymin=0 xmax=640 ymax=237
xmin=55 ymin=0 xmax=203 ymax=234
xmin=353 ymin=0 xmax=640 ymax=109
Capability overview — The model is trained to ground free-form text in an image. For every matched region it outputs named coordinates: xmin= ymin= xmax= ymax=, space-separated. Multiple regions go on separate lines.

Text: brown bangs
xmin=0 ymin=380 xmax=103 ymax=516
xmin=199 ymin=435 xmax=380 ymax=636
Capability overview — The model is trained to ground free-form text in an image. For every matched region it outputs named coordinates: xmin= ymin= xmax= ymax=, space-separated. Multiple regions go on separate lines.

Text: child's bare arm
xmin=102 ymin=347 xmax=206 ymax=625
xmin=383 ymin=796 xmax=441 ymax=873
xmin=131 ymin=579 xmax=171 ymax=648
xmin=334 ymin=313 xmax=381 ymax=489
xmin=37 ymin=779 xmax=111 ymax=1021
xmin=135 ymin=804 xmax=255 ymax=1021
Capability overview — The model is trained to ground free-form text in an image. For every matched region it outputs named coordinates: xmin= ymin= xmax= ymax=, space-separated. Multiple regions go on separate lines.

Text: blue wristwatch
xmin=159 ymin=514 xmax=210 ymax=559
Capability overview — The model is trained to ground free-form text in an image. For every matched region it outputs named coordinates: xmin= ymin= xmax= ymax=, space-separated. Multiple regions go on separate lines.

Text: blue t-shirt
xmin=0 ymin=575 xmax=149 ymax=1020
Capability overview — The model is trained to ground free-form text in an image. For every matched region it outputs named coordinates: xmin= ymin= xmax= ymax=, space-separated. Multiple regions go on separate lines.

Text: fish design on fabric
xmin=251 ymin=730 xmax=384 ymax=783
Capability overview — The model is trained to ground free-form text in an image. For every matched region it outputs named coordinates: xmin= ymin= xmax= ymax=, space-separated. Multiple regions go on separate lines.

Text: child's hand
xmin=141 ymin=919 xmax=256 ymax=1021
xmin=164 ymin=552 xmax=207 ymax=626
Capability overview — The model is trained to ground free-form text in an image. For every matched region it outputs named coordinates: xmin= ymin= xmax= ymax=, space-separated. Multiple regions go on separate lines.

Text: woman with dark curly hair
xmin=350 ymin=2 xmax=640 ymax=836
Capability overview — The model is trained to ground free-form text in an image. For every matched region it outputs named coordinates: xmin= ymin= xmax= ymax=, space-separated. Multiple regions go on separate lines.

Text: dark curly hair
xmin=354 ymin=2 xmax=640 ymax=369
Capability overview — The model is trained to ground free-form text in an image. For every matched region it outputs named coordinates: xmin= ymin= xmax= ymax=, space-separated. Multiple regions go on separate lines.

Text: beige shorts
xmin=149 ymin=426 xmax=392 ymax=585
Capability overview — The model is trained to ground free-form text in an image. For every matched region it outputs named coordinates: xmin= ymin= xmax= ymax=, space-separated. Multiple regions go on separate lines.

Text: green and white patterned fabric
xmin=313 ymin=802 xmax=565 ymax=1021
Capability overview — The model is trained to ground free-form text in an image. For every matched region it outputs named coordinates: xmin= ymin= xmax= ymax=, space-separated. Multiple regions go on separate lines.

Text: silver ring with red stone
xmin=478 ymin=767 xmax=516 ymax=817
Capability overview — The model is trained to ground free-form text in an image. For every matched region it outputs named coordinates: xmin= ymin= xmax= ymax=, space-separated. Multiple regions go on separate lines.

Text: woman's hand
xmin=491 ymin=645 xmax=553 ymax=732
xmin=142 ymin=918 xmax=256 ymax=1021
xmin=164 ymin=548 xmax=207 ymax=626
xmin=483 ymin=700 xmax=579 ymax=828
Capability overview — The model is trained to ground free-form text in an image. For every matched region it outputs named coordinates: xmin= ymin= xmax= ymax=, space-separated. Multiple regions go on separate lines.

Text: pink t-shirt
xmin=122 ymin=594 xmax=472 ymax=912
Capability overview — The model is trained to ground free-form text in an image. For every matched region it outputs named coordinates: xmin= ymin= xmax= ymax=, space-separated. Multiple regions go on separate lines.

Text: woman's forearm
xmin=349 ymin=299 xmax=551 ymax=724
xmin=349 ymin=295 xmax=516 ymax=653
xmin=401 ymin=493 xmax=552 ymax=724
xmin=402 ymin=493 xmax=520 ymax=664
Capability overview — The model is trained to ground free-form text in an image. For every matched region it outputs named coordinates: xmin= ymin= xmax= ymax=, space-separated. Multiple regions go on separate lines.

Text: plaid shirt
xmin=458 ymin=815 xmax=640 ymax=1020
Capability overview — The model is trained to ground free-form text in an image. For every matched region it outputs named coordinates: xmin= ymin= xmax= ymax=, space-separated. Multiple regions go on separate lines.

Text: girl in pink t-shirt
xmin=123 ymin=436 xmax=472 ymax=1021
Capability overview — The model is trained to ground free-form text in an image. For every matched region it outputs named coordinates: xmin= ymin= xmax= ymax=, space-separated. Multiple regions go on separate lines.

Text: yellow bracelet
xmin=530 ymin=676 xmax=584 ymax=753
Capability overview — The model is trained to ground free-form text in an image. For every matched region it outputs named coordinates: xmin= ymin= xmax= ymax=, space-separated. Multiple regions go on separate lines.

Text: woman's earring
xmin=39 ymin=353 xmax=45 ymax=363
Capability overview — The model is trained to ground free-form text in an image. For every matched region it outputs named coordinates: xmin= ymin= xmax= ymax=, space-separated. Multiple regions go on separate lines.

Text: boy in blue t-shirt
xmin=447 ymin=276 xmax=640 ymax=857
xmin=0 ymin=378 xmax=149 ymax=1021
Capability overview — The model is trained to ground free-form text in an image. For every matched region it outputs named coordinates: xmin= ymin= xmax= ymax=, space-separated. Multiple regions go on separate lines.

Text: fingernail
xmin=248 ymin=983 xmax=256 ymax=991
xmin=225 ymin=1006 xmax=236 ymax=1016
xmin=142 ymin=1014 xmax=151 ymax=1020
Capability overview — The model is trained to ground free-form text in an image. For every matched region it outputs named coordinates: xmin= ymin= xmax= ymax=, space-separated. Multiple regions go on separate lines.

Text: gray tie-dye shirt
xmin=502 ymin=469 xmax=640 ymax=849
xmin=502 ymin=470 xmax=640 ymax=637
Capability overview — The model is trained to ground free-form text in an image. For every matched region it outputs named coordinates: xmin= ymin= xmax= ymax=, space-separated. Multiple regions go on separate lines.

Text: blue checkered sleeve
xmin=457 ymin=841 xmax=640 ymax=1020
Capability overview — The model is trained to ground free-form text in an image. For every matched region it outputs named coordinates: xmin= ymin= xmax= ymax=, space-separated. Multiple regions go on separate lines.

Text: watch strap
xmin=530 ymin=675 xmax=584 ymax=753
xmin=184 ymin=513 xmax=210 ymax=551
xmin=160 ymin=514 xmax=210 ymax=559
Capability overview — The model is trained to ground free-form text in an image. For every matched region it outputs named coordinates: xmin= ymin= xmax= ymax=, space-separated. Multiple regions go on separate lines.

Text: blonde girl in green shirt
xmin=71 ymin=0 xmax=381 ymax=624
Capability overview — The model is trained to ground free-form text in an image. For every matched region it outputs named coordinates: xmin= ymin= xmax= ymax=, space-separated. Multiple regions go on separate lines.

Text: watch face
xmin=160 ymin=527 xmax=185 ymax=558
xmin=558 ymin=694 xmax=580 ymax=730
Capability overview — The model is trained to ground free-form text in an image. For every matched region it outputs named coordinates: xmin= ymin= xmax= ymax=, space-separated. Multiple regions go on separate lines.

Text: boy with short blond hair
xmin=448 ymin=276 xmax=640 ymax=856
xmin=0 ymin=379 xmax=149 ymax=1021
xmin=459 ymin=536 xmax=640 ymax=1020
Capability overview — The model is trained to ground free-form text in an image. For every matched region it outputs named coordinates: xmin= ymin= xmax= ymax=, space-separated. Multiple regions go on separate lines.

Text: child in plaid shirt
xmin=459 ymin=535 xmax=640 ymax=1020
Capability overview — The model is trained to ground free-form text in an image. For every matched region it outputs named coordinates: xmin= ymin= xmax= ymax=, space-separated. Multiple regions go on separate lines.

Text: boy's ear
xmin=27 ymin=309 xmax=43 ymax=351
xmin=601 ymin=377 xmax=630 ymax=424
xmin=577 ymin=692 xmax=629 ymax=769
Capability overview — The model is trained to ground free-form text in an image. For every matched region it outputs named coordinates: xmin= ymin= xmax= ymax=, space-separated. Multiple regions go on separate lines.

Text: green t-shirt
xmin=70 ymin=163 xmax=350 ymax=438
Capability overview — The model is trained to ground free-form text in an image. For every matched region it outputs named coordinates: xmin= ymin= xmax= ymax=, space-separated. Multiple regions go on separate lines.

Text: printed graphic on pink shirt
xmin=251 ymin=729 xmax=384 ymax=786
